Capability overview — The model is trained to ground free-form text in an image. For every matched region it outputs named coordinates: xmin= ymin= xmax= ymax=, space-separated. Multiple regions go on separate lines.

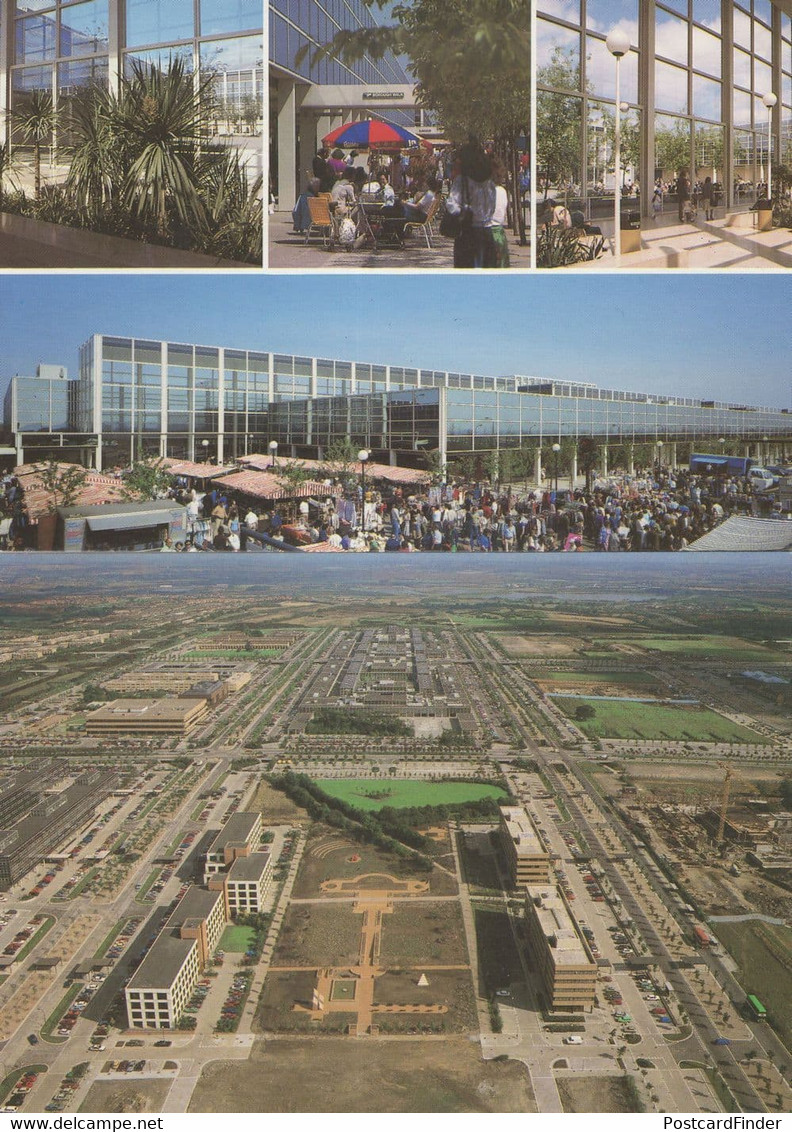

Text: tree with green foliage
xmin=37 ymin=459 xmax=88 ymax=511
xmin=655 ymin=119 xmax=691 ymax=181
xmin=537 ymin=50 xmax=583 ymax=199
xmin=575 ymin=703 xmax=596 ymax=721
xmin=121 ymin=456 xmax=174 ymax=501
xmin=12 ymin=89 xmax=58 ymax=200
xmin=577 ymin=437 xmax=600 ymax=489
xmin=275 ymin=460 xmax=314 ymax=497
xmin=0 ymin=142 xmax=20 ymax=212
xmin=321 ymin=438 xmax=361 ymax=485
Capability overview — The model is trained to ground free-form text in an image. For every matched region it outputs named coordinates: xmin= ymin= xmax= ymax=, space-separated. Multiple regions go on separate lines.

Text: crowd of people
xmin=2 ymin=461 xmax=787 ymax=554
xmin=292 ymin=138 xmax=521 ymax=268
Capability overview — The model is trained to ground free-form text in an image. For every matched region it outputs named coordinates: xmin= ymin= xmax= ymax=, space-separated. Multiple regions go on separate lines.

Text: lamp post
xmin=552 ymin=442 xmax=561 ymax=493
xmin=268 ymin=440 xmax=278 ymax=468
xmin=357 ymin=449 xmax=370 ymax=531
xmin=762 ymin=92 xmax=777 ymax=203
xmin=201 ymin=438 xmax=209 ymax=463
xmin=606 ymin=28 xmax=630 ymax=259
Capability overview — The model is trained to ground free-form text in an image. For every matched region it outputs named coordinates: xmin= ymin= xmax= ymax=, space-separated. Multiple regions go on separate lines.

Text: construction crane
xmin=716 ymin=762 xmax=749 ymax=845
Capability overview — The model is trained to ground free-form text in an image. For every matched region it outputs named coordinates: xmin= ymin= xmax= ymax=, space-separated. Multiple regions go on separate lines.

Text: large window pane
xmin=587 ymin=36 xmax=638 ymax=101
xmin=692 ymin=26 xmax=720 ymax=76
xmin=200 ymin=0 xmax=260 ymax=36
xmin=124 ymin=44 xmax=194 ymax=75
xmin=126 ymin=0 xmax=194 ymax=47
xmin=733 ymin=7 xmax=751 ymax=48
xmin=585 ymin=0 xmax=638 ymax=37
xmin=694 ymin=122 xmax=724 ymax=181
xmin=753 ymin=58 xmax=771 ymax=97
xmin=692 ymin=0 xmax=720 ymax=33
xmin=733 ymin=47 xmax=751 ymax=87
xmin=60 ymin=0 xmax=109 ymax=57
xmin=693 ymin=73 xmax=720 ymax=119
xmin=16 ymin=14 xmax=57 ymax=61
xmin=656 ymin=8 xmax=688 ymax=64
xmin=753 ymin=0 xmax=771 ymax=26
xmin=655 ymin=113 xmax=690 ymax=181
xmin=753 ymin=19 xmax=771 ymax=61
xmin=733 ymin=86 xmax=752 ymax=126
xmin=539 ymin=0 xmax=581 ymax=20
xmin=655 ymin=60 xmax=688 ymax=113
xmin=537 ymin=19 xmax=580 ymax=76
xmin=537 ymin=90 xmax=583 ymax=193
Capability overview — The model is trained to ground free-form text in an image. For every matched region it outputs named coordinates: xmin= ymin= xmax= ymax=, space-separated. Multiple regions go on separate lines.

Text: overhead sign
xmin=362 ymin=91 xmax=405 ymax=100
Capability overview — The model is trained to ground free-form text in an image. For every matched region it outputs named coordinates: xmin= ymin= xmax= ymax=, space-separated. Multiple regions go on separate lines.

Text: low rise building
xmin=125 ymin=886 xmax=226 ymax=1030
xmin=203 ymin=812 xmax=263 ymax=882
xmin=85 ymin=698 xmax=208 ymax=736
xmin=224 ymin=850 xmax=273 ymax=914
xmin=499 ymin=805 xmax=551 ymax=888
xmin=524 ymin=887 xmax=598 ymax=1013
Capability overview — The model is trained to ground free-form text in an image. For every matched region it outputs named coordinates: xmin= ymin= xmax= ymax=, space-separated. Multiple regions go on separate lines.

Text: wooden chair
xmin=403 ymin=196 xmax=441 ymax=248
xmin=305 ymin=196 xmax=334 ymax=247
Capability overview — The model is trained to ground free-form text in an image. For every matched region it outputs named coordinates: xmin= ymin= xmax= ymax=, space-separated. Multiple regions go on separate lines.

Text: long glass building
xmin=1 ymin=1 xmax=263 ymax=166
xmin=5 ymin=335 xmax=792 ymax=474
xmin=536 ymin=0 xmax=792 ymax=216
xmin=269 ymin=0 xmax=413 ymax=209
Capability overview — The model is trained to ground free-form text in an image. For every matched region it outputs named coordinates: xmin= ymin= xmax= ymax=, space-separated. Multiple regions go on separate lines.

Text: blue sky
xmin=1 ymin=274 xmax=790 ymax=408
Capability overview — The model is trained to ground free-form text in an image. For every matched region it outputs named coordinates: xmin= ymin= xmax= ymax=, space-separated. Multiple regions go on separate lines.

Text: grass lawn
xmin=539 ymin=670 xmax=654 ymax=686
xmin=221 ymin=924 xmax=256 ymax=952
xmin=15 ymin=916 xmax=55 ymax=963
xmin=552 ymin=697 xmax=766 ymax=743
xmin=715 ymin=920 xmax=792 ymax=1047
xmin=313 ymin=779 xmax=507 ymax=812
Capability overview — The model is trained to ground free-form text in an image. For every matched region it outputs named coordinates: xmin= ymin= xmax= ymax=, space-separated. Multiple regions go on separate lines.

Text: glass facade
xmin=269 ymin=0 xmax=408 ymax=86
xmin=5 ymin=0 xmax=263 ymax=144
xmin=537 ymin=0 xmax=790 ymax=213
xmin=269 ymin=388 xmax=442 ymax=452
xmin=3 ymin=373 xmax=71 ymax=432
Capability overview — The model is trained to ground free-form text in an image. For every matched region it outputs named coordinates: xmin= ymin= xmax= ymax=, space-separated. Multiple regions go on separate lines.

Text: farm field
xmin=552 ymin=697 xmax=766 ymax=742
xmin=618 ymin=636 xmax=789 ymax=662
xmin=313 ymin=779 xmax=508 ymax=811
xmin=715 ymin=920 xmax=792 ymax=1047
xmin=536 ymin=670 xmax=655 ymax=687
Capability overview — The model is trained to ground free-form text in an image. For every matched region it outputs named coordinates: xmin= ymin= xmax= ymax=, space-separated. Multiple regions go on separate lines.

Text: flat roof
xmin=228 ymin=850 xmax=271 ymax=882
xmin=87 ymin=698 xmax=206 ymax=723
xmin=207 ymin=812 xmax=260 ymax=854
xmin=167 ymin=885 xmax=224 ymax=930
xmin=127 ymin=932 xmax=197 ymax=992
xmin=527 ymin=886 xmax=596 ymax=969
xmin=500 ymin=805 xmax=545 ymax=857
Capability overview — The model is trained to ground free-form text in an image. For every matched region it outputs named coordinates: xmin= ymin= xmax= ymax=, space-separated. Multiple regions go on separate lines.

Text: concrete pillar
xmin=298 ymin=109 xmax=317 ymax=192
xmin=628 ymin=445 xmax=635 ymax=476
xmin=276 ymin=80 xmax=299 ymax=211
xmin=602 ymin=445 xmax=609 ymax=477
xmin=534 ymin=447 xmax=542 ymax=486
xmin=744 ymin=445 xmax=751 ymax=459
xmin=668 ymin=442 xmax=677 ymax=469
xmin=570 ymin=453 xmax=578 ymax=488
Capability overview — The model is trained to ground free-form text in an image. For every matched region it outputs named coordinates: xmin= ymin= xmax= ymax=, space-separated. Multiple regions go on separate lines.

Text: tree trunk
xmin=34 ymin=144 xmax=41 ymax=199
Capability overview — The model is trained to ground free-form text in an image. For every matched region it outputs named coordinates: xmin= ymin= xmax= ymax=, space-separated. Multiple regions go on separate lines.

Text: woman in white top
xmin=445 ymin=141 xmax=497 ymax=268
xmin=484 ymin=158 xmax=511 ymax=268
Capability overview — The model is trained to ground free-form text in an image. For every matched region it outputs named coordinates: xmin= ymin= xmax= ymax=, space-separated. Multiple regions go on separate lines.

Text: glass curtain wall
xmin=537 ymin=0 xmax=789 ymax=214
xmin=8 ymin=0 xmax=263 ymax=146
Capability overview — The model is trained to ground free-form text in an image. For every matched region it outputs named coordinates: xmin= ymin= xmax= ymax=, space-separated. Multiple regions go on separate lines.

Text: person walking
xmin=701 ymin=175 xmax=715 ymax=221
xmin=677 ymin=168 xmax=691 ymax=222
xmin=445 ymin=141 xmax=498 ymax=269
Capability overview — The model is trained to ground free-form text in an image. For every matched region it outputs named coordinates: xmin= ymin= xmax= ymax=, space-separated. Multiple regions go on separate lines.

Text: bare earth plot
xmin=80 ymin=1080 xmax=171 ymax=1113
xmin=557 ymin=1076 xmax=638 ymax=1113
xmin=250 ymin=780 xmax=305 ymax=824
xmin=189 ymin=1038 xmax=536 ymax=1112
xmin=500 ymin=636 xmax=580 ymax=657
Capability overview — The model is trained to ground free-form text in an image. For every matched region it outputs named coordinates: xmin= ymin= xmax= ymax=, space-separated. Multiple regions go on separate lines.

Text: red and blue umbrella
xmin=322 ymin=118 xmax=429 ymax=150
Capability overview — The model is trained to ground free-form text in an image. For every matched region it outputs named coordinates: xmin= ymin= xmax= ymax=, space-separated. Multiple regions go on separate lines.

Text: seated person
xmin=375 ymin=172 xmax=396 ymax=207
xmin=330 ymin=168 xmax=357 ymax=216
xmin=570 ymin=207 xmax=602 ymax=235
xmin=292 ymin=176 xmax=320 ymax=234
xmin=402 ymin=176 xmax=439 ymax=223
xmin=539 ymin=198 xmax=572 ymax=229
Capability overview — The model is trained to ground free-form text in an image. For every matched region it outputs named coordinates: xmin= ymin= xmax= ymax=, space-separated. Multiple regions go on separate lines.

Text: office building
xmin=8 ymin=335 xmax=792 ymax=473
xmin=269 ymin=0 xmax=417 ymax=208
xmin=204 ymin=812 xmax=263 ymax=881
xmin=125 ymin=885 xmax=226 ymax=1030
xmin=1 ymin=1 xmax=262 ymax=171
xmin=524 ymin=887 xmax=598 ymax=1012
xmin=537 ymin=0 xmax=792 ymax=217
xmin=499 ymin=806 xmax=552 ymax=888
xmin=224 ymin=851 xmax=273 ymax=914
xmin=84 ymin=697 xmax=208 ymax=737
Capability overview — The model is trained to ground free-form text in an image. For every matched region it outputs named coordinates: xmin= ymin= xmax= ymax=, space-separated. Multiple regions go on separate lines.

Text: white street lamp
xmin=762 ymin=92 xmax=777 ymax=204
xmin=552 ymin=442 xmax=561 ymax=492
xmin=268 ymin=440 xmax=278 ymax=468
xmin=606 ymin=27 xmax=631 ymax=259
xmin=201 ymin=438 xmax=209 ymax=463
xmin=357 ymin=449 xmax=370 ymax=531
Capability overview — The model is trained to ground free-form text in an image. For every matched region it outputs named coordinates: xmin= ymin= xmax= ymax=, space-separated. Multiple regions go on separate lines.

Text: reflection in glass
xmin=753 ymin=58 xmax=771 ymax=97
xmin=537 ymin=90 xmax=582 ymax=195
xmin=693 ymin=73 xmax=720 ymax=119
xmin=733 ymin=7 xmax=751 ymax=48
xmin=733 ymin=86 xmax=752 ymax=126
xmin=60 ymin=0 xmax=109 ymax=57
xmin=16 ymin=14 xmax=57 ymax=62
xmin=655 ymin=59 xmax=688 ymax=114
xmin=753 ymin=0 xmax=772 ymax=26
xmin=124 ymin=44 xmax=194 ymax=76
xmin=692 ymin=0 xmax=720 ymax=33
xmin=655 ymin=113 xmax=691 ymax=181
xmin=587 ymin=101 xmax=641 ymax=200
xmin=200 ymin=0 xmax=259 ymax=36
xmin=753 ymin=20 xmax=771 ymax=61
xmin=538 ymin=0 xmax=581 ymax=22
xmin=586 ymin=0 xmax=637 ymax=36
xmin=733 ymin=128 xmax=757 ymax=196
xmin=126 ymin=0 xmax=194 ymax=47
xmin=587 ymin=36 xmax=638 ymax=101
xmin=537 ymin=19 xmax=580 ymax=73
xmin=656 ymin=8 xmax=688 ymax=64
xmin=733 ymin=47 xmax=751 ymax=88
xmin=692 ymin=26 xmax=720 ymax=76
xmin=694 ymin=121 xmax=724 ymax=181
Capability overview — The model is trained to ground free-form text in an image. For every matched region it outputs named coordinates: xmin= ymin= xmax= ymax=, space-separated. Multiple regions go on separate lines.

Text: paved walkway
xmin=268 ymin=211 xmax=531 ymax=269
